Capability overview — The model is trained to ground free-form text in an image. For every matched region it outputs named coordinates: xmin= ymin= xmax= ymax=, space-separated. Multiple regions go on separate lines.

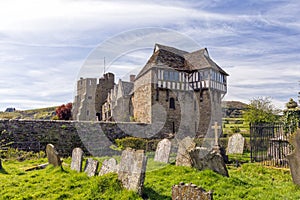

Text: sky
xmin=0 ymin=0 xmax=299 ymax=111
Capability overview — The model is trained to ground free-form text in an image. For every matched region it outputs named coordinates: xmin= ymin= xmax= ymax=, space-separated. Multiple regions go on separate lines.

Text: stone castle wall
xmin=133 ymin=71 xmax=152 ymax=123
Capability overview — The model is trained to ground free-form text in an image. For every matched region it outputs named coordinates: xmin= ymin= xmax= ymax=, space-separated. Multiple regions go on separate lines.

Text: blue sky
xmin=0 ymin=0 xmax=299 ymax=111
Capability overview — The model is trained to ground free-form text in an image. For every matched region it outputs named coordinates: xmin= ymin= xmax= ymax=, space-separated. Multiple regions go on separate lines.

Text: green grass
xmin=1 ymin=155 xmax=300 ymax=200
xmin=0 ymin=158 xmax=140 ymax=200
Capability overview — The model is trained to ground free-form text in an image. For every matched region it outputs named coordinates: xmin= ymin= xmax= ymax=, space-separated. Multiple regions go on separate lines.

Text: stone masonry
xmin=287 ymin=129 xmax=300 ymax=185
xmin=172 ymin=182 xmax=213 ymax=200
xmin=71 ymin=148 xmax=84 ymax=172
xmin=118 ymin=148 xmax=147 ymax=195
xmin=154 ymin=138 xmax=172 ymax=163
xmin=175 ymin=136 xmax=196 ymax=167
xmin=99 ymin=158 xmax=119 ymax=176
xmin=46 ymin=144 xmax=62 ymax=167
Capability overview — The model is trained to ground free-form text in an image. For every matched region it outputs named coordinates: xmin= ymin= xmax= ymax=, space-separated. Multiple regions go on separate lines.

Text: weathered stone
xmin=287 ymin=129 xmax=300 ymax=185
xmin=99 ymin=158 xmax=119 ymax=176
xmin=175 ymin=136 xmax=196 ymax=166
xmin=71 ymin=148 xmax=84 ymax=172
xmin=46 ymin=144 xmax=62 ymax=167
xmin=172 ymin=182 xmax=213 ymax=200
xmin=84 ymin=158 xmax=99 ymax=177
xmin=227 ymin=133 xmax=245 ymax=154
xmin=154 ymin=139 xmax=172 ymax=163
xmin=189 ymin=147 xmax=229 ymax=177
xmin=118 ymin=148 xmax=147 ymax=195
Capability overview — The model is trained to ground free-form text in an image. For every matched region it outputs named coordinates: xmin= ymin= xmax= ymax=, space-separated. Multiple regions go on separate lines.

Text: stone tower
xmin=132 ymin=44 xmax=228 ymax=138
xmin=95 ymin=73 xmax=115 ymax=121
xmin=73 ymin=73 xmax=115 ymax=121
xmin=72 ymin=77 xmax=97 ymax=121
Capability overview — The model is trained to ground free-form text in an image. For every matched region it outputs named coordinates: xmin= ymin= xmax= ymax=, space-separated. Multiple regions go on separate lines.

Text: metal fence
xmin=250 ymin=123 xmax=293 ymax=168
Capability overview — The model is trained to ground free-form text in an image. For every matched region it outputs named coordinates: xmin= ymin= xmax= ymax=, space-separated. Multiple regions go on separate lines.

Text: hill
xmin=222 ymin=101 xmax=248 ymax=118
xmin=0 ymin=101 xmax=248 ymax=120
xmin=0 ymin=107 xmax=57 ymax=120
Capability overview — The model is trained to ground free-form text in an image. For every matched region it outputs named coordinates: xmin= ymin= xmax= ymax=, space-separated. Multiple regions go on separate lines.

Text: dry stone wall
xmin=0 ymin=119 xmax=152 ymax=156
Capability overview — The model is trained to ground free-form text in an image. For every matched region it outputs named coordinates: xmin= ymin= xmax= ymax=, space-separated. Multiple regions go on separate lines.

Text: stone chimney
xmin=130 ymin=75 xmax=136 ymax=82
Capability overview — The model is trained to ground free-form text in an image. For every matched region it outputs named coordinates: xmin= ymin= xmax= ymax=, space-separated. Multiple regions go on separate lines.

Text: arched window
xmin=169 ymin=98 xmax=175 ymax=109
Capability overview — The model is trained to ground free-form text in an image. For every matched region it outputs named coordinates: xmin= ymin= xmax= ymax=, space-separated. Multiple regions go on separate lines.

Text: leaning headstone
xmin=46 ymin=144 xmax=62 ymax=167
xmin=175 ymin=136 xmax=196 ymax=167
xmin=84 ymin=158 xmax=99 ymax=177
xmin=71 ymin=148 xmax=84 ymax=172
xmin=227 ymin=133 xmax=245 ymax=154
xmin=154 ymin=139 xmax=172 ymax=163
xmin=189 ymin=147 xmax=229 ymax=177
xmin=118 ymin=148 xmax=147 ymax=195
xmin=99 ymin=158 xmax=119 ymax=176
xmin=172 ymin=182 xmax=213 ymax=200
xmin=287 ymin=129 xmax=300 ymax=185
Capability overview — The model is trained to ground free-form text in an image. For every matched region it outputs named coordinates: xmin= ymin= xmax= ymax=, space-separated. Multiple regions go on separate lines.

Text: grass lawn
xmin=1 ymin=154 xmax=300 ymax=200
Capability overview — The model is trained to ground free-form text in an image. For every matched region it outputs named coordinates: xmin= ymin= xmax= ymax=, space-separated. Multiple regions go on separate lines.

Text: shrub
xmin=115 ymin=137 xmax=159 ymax=151
xmin=231 ymin=126 xmax=240 ymax=133
xmin=55 ymin=103 xmax=72 ymax=120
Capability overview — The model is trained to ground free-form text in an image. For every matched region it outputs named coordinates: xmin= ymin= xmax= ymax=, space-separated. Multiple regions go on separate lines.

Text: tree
xmin=243 ymin=97 xmax=280 ymax=124
xmin=283 ymin=98 xmax=300 ymax=134
xmin=55 ymin=103 xmax=72 ymax=120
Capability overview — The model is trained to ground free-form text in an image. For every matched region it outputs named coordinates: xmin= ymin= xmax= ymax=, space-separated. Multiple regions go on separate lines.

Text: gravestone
xmin=0 ymin=159 xmax=2 ymax=170
xmin=84 ymin=158 xmax=99 ymax=177
xmin=175 ymin=136 xmax=196 ymax=167
xmin=118 ymin=148 xmax=147 ymax=195
xmin=227 ymin=133 xmax=245 ymax=154
xmin=46 ymin=144 xmax=62 ymax=167
xmin=189 ymin=147 xmax=229 ymax=177
xmin=172 ymin=182 xmax=213 ymax=200
xmin=154 ymin=139 xmax=172 ymax=163
xmin=71 ymin=148 xmax=84 ymax=172
xmin=287 ymin=129 xmax=300 ymax=185
xmin=99 ymin=158 xmax=118 ymax=176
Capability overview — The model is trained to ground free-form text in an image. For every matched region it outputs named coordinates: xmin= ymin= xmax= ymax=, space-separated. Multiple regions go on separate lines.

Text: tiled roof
xmin=135 ymin=44 xmax=229 ymax=79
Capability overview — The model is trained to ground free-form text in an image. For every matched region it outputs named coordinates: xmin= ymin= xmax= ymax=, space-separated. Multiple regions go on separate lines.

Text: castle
xmin=72 ymin=44 xmax=228 ymax=138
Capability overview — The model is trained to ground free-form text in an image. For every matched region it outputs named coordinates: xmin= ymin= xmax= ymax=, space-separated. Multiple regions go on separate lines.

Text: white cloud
xmin=0 ymin=0 xmax=299 ymax=111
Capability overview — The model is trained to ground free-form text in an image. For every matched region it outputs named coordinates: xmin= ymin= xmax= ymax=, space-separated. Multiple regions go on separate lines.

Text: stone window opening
xmin=169 ymin=98 xmax=175 ymax=109
xmin=156 ymin=84 xmax=159 ymax=101
xmin=172 ymin=121 xmax=175 ymax=134
xmin=166 ymin=90 xmax=169 ymax=101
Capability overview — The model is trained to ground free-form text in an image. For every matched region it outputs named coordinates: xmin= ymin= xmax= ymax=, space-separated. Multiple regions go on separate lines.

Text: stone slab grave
xmin=287 ymin=129 xmax=300 ymax=185
xmin=84 ymin=158 xmax=99 ymax=177
xmin=172 ymin=182 xmax=213 ymax=200
xmin=99 ymin=158 xmax=119 ymax=176
xmin=175 ymin=136 xmax=196 ymax=167
xmin=46 ymin=144 xmax=62 ymax=167
xmin=71 ymin=148 xmax=84 ymax=172
xmin=227 ymin=133 xmax=245 ymax=154
xmin=154 ymin=138 xmax=172 ymax=163
xmin=189 ymin=147 xmax=229 ymax=177
xmin=118 ymin=148 xmax=147 ymax=195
